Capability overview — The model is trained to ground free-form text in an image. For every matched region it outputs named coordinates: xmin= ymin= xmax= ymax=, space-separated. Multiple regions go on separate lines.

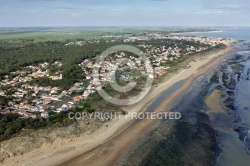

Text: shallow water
xmin=133 ymin=80 xmax=186 ymax=124
xmin=145 ymin=80 xmax=186 ymax=113
xmin=212 ymin=46 xmax=250 ymax=166
xmin=217 ymin=132 xmax=250 ymax=166
xmin=183 ymin=29 xmax=250 ymax=165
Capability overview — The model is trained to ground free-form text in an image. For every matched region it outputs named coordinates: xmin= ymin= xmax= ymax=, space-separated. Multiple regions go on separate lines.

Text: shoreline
xmin=2 ymin=40 xmax=237 ymax=166
xmin=170 ymin=30 xmax=223 ymax=36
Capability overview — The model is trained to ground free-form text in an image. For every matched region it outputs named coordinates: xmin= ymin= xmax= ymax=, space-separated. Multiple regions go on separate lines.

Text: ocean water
xmin=182 ymin=28 xmax=250 ymax=41
xmin=214 ymin=50 xmax=250 ymax=166
xmin=185 ymin=28 xmax=250 ymax=166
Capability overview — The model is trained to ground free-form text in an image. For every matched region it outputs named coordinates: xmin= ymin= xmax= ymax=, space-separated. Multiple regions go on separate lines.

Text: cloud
xmin=0 ymin=0 xmax=249 ymax=27
xmin=203 ymin=0 xmax=250 ymax=11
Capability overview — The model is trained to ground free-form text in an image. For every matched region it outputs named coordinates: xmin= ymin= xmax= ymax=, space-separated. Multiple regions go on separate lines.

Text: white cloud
xmin=203 ymin=0 xmax=250 ymax=11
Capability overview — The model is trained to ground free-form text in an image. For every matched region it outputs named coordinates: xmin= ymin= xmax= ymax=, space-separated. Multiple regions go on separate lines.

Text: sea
xmin=175 ymin=28 xmax=250 ymax=166
xmin=181 ymin=28 xmax=250 ymax=166
xmin=181 ymin=27 xmax=250 ymax=41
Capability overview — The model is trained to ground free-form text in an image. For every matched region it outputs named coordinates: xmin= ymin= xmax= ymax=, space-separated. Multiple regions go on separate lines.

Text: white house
xmin=41 ymin=111 xmax=49 ymax=118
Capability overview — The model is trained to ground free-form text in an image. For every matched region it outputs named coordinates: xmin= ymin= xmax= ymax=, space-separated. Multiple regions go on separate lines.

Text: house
xmin=61 ymin=104 xmax=69 ymax=111
xmin=0 ymin=90 xmax=5 ymax=96
xmin=50 ymin=74 xmax=62 ymax=80
xmin=12 ymin=92 xmax=25 ymax=98
xmin=69 ymin=86 xmax=77 ymax=93
xmin=50 ymin=89 xmax=58 ymax=94
xmin=41 ymin=111 xmax=49 ymax=118
xmin=86 ymin=74 xmax=92 ymax=80
xmin=17 ymin=110 xmax=29 ymax=117
xmin=44 ymin=104 xmax=52 ymax=110
xmin=11 ymin=110 xmax=18 ymax=115
xmin=82 ymin=91 xmax=90 ymax=99
xmin=54 ymin=108 xmax=62 ymax=113
xmin=68 ymin=101 xmax=74 ymax=105
xmin=74 ymin=95 xmax=82 ymax=102
xmin=27 ymin=113 xmax=37 ymax=119
xmin=0 ymin=109 xmax=10 ymax=115
xmin=158 ymin=69 xmax=166 ymax=76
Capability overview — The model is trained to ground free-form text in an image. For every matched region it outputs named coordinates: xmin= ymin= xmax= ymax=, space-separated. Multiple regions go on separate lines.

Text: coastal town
xmin=0 ymin=33 xmax=230 ymax=119
xmin=1 ymin=0 xmax=250 ymax=165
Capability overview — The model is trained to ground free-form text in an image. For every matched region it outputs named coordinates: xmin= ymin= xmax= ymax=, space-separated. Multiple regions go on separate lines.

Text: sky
xmin=0 ymin=0 xmax=249 ymax=27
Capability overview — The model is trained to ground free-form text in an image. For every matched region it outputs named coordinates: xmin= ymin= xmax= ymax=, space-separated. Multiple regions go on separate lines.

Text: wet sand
xmin=205 ymin=89 xmax=224 ymax=113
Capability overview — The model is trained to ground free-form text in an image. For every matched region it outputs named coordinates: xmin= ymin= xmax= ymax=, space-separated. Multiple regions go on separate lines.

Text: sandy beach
xmin=2 ymin=41 xmax=236 ymax=166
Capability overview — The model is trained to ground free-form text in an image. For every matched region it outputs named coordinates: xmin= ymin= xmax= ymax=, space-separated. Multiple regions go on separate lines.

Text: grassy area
xmin=0 ymin=27 xmax=152 ymax=41
xmin=0 ymin=28 xmax=115 ymax=41
xmin=0 ymin=27 xmax=216 ymax=42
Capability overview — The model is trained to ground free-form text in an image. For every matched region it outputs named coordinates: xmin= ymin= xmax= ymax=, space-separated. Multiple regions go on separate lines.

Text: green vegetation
xmin=215 ymin=85 xmax=223 ymax=90
xmin=0 ymin=112 xmax=76 ymax=141
xmin=0 ymin=28 xmax=120 ymax=41
xmin=0 ymin=40 xmax=122 ymax=88
xmin=210 ymin=71 xmax=220 ymax=83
